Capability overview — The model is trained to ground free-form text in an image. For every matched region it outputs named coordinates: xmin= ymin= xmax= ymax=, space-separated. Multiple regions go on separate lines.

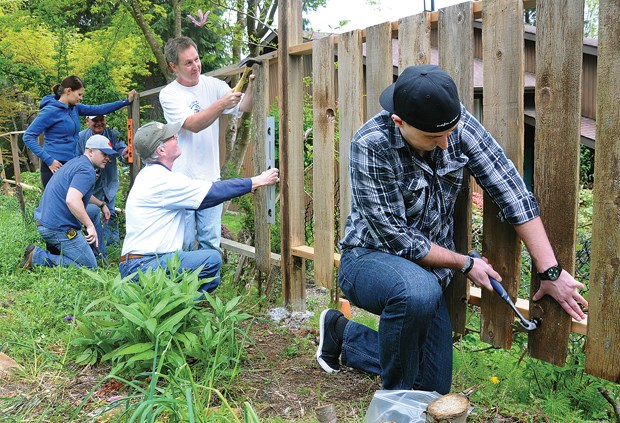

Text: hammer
xmin=233 ymin=57 xmax=262 ymax=93
xmin=469 ymin=251 xmax=540 ymax=331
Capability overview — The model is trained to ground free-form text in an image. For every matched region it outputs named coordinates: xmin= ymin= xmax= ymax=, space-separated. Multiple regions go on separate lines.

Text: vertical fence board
xmin=9 ymin=134 xmax=25 ymax=215
xmin=365 ymin=22 xmax=394 ymax=119
xmin=252 ymin=61 xmax=271 ymax=274
xmin=338 ymin=30 xmax=364 ymax=238
xmin=530 ymin=0 xmax=583 ymax=365
xmin=439 ymin=1 xmax=474 ymax=335
xmin=586 ymin=0 xmax=620 ymax=383
xmin=279 ymin=0 xmax=306 ymax=310
xmin=398 ymin=12 xmax=431 ymax=71
xmin=0 ymin=145 xmax=9 ymax=195
xmin=312 ymin=36 xmax=336 ymax=292
xmin=481 ymin=0 xmax=524 ymax=349
xmin=128 ymin=96 xmax=141 ymax=189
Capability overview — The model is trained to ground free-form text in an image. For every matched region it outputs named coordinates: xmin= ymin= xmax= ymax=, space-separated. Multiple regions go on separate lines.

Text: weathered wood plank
xmin=337 ymin=29 xmax=364 ymax=238
xmin=252 ymin=60 xmax=271 ymax=274
xmin=128 ymin=95 xmax=141 ymax=189
xmin=9 ymin=134 xmax=25 ymax=215
xmin=530 ymin=0 xmax=583 ymax=366
xmin=278 ymin=0 xmax=306 ymax=310
xmin=398 ymin=12 xmax=431 ymax=71
xmin=439 ymin=1 xmax=474 ymax=336
xmin=585 ymin=0 xmax=620 ymax=383
xmin=0 ymin=145 xmax=9 ymax=195
xmin=312 ymin=35 xmax=336 ymax=293
xmin=365 ymin=22 xmax=393 ymax=119
xmin=481 ymin=0 xmax=524 ymax=349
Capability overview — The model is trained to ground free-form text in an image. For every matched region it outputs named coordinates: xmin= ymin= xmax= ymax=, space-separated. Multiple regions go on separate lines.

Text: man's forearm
xmin=513 ymin=217 xmax=558 ymax=273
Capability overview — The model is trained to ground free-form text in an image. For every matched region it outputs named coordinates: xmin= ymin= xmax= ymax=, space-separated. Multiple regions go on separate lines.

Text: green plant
xmin=73 ymin=345 xmax=253 ymax=422
xmin=71 ymin=257 xmax=252 ymax=380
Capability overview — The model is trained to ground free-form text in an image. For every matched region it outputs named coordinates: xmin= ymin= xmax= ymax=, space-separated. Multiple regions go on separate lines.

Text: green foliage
xmin=71 ymin=258 xmax=252 ymax=379
xmin=74 ymin=364 xmax=252 ymax=422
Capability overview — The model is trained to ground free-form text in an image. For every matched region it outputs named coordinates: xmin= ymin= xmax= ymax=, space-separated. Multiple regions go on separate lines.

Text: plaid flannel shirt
xmin=340 ymin=106 xmax=539 ymax=286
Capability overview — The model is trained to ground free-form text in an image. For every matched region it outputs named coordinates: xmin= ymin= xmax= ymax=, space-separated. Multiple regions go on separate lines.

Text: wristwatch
xmin=100 ymin=202 xmax=106 ymax=209
xmin=538 ymin=264 xmax=562 ymax=281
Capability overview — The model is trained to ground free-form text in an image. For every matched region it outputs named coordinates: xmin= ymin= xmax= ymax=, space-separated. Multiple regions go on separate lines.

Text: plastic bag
xmin=365 ymin=390 xmax=442 ymax=423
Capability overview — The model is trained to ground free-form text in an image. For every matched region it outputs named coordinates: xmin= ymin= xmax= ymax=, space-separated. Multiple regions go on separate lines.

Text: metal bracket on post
xmin=266 ymin=116 xmax=276 ymax=224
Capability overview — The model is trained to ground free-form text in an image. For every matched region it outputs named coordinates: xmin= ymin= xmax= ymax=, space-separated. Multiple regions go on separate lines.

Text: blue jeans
xmin=102 ymin=197 xmax=120 ymax=247
xmin=338 ymin=247 xmax=453 ymax=394
xmin=86 ymin=203 xmax=106 ymax=258
xmin=183 ymin=204 xmax=223 ymax=252
xmin=33 ymin=226 xmax=98 ymax=268
xmin=118 ymin=250 xmax=223 ymax=293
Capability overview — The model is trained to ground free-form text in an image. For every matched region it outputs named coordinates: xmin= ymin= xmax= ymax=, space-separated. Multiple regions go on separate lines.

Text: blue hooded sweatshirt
xmin=23 ymin=94 xmax=130 ymax=166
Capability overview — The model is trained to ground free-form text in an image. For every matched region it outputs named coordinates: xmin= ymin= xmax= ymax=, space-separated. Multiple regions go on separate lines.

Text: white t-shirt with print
xmin=159 ymin=75 xmax=241 ymax=182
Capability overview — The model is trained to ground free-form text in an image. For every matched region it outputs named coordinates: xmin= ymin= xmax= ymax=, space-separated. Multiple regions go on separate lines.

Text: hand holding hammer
xmin=233 ymin=57 xmax=262 ymax=93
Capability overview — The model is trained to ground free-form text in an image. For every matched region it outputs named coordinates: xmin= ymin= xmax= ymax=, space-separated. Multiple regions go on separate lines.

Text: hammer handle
xmin=233 ymin=67 xmax=252 ymax=93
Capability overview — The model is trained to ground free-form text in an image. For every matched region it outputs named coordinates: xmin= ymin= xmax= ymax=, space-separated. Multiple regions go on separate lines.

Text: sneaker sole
xmin=316 ymin=309 xmax=340 ymax=373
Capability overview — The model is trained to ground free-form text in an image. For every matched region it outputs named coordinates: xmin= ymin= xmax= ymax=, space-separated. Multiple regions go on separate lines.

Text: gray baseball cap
xmin=134 ymin=121 xmax=183 ymax=158
xmin=85 ymin=134 xmax=117 ymax=155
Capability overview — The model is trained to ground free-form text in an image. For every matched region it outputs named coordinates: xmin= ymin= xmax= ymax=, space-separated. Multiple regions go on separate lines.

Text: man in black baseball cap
xmin=316 ymin=65 xmax=588 ymax=394
xmin=379 ymin=64 xmax=461 ymax=133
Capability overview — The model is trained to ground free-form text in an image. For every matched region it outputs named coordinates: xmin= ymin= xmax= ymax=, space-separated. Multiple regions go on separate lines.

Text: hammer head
xmin=239 ymin=57 xmax=262 ymax=68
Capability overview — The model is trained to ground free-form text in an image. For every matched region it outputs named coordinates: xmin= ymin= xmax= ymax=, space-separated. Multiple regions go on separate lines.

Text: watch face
xmin=548 ymin=266 xmax=561 ymax=280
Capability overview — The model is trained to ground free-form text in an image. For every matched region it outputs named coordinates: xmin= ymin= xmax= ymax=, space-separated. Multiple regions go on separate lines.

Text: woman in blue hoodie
xmin=23 ymin=75 xmax=137 ymax=187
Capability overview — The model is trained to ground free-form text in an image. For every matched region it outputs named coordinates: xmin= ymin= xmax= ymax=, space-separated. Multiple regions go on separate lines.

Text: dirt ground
xmin=230 ymin=315 xmax=381 ymax=421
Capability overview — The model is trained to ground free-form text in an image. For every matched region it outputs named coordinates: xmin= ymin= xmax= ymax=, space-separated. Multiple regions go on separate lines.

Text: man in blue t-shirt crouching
xmin=20 ymin=135 xmax=117 ymax=269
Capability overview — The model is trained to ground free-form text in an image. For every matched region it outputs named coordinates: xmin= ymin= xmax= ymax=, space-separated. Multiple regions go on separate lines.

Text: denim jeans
xmin=338 ymin=247 xmax=453 ymax=394
xmin=118 ymin=250 xmax=222 ymax=293
xmin=183 ymin=204 xmax=223 ymax=252
xmin=102 ymin=197 xmax=120 ymax=247
xmin=86 ymin=203 xmax=106 ymax=258
xmin=33 ymin=226 xmax=98 ymax=268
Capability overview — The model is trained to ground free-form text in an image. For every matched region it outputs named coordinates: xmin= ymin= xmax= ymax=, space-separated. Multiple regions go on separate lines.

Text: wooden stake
xmin=425 ymin=393 xmax=469 ymax=423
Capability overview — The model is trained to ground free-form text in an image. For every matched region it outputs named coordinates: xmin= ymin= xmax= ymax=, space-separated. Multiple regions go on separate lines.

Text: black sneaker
xmin=316 ymin=309 xmax=343 ymax=373
xmin=20 ymin=245 xmax=35 ymax=269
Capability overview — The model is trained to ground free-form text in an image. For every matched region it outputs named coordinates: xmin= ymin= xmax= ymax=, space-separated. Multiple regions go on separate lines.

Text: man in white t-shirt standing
xmin=159 ymin=36 xmax=254 ymax=253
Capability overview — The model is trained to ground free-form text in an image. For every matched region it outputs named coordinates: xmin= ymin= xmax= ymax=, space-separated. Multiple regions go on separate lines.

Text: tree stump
xmin=315 ymin=403 xmax=337 ymax=423
xmin=425 ymin=393 xmax=469 ymax=423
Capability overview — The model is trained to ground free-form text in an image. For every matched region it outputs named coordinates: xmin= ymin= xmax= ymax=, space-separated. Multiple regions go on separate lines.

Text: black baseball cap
xmin=379 ymin=64 xmax=461 ymax=133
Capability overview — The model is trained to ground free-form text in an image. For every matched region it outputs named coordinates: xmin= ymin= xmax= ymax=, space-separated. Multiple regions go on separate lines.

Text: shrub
xmin=71 ymin=257 xmax=252 ymax=383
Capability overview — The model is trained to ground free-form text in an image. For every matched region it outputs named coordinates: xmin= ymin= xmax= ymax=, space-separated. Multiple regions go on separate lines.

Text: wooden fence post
xmin=365 ymin=22 xmax=393 ymax=119
xmin=279 ymin=0 xmax=306 ymax=310
xmin=128 ymin=93 xmax=141 ymax=188
xmin=481 ymin=0 xmax=524 ymax=349
xmin=0 ymin=145 xmax=9 ymax=195
xmin=9 ymin=133 xmax=26 ymax=216
xmin=530 ymin=0 xmax=584 ymax=365
xmin=337 ymin=29 xmax=364 ymax=238
xmin=586 ymin=0 xmax=620 ymax=383
xmin=312 ymin=35 xmax=336 ymax=298
xmin=252 ymin=60 xmax=271 ymax=275
xmin=439 ymin=1 xmax=474 ymax=335
xmin=398 ymin=12 xmax=431 ymax=70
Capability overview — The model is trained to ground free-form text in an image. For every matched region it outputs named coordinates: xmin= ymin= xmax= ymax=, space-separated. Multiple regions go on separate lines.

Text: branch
xmin=206 ymin=0 xmax=278 ymax=40
xmin=124 ymin=0 xmax=173 ymax=82
xmin=599 ymin=387 xmax=620 ymax=422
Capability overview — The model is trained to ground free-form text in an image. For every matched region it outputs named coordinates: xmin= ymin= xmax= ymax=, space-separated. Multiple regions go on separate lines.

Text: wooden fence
xmin=275 ymin=0 xmax=619 ymax=383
